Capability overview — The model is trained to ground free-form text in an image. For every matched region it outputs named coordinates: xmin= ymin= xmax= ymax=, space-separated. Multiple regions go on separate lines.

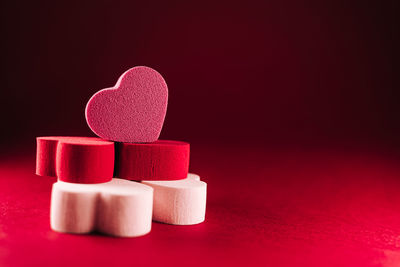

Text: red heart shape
xmin=85 ymin=66 xmax=168 ymax=143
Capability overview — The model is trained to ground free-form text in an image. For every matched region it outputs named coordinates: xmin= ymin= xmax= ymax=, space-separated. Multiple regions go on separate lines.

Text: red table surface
xmin=1 ymin=144 xmax=400 ymax=267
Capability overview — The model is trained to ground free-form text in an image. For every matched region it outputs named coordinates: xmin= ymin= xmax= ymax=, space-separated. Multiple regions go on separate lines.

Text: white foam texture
xmin=50 ymin=179 xmax=153 ymax=237
xmin=142 ymin=173 xmax=207 ymax=225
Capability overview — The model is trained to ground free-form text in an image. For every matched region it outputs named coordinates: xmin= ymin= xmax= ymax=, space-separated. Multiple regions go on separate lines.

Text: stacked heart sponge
xmin=36 ymin=66 xmax=207 ymax=237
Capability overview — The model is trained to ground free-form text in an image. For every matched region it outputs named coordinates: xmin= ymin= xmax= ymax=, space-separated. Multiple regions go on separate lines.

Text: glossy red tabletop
xmin=1 ymin=144 xmax=400 ymax=267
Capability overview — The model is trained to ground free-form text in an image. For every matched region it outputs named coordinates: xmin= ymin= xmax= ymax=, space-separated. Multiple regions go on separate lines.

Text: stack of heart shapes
xmin=36 ymin=66 xmax=207 ymax=237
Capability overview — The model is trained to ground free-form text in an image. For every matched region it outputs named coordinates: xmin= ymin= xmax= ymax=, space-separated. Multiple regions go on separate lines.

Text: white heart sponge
xmin=50 ymin=178 xmax=153 ymax=237
xmin=142 ymin=173 xmax=207 ymax=225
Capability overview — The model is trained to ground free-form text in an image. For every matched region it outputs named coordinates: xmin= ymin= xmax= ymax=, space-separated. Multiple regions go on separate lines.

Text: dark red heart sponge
xmin=115 ymin=140 xmax=190 ymax=181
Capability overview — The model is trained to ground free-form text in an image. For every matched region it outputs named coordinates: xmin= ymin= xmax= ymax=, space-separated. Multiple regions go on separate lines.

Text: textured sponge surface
xmin=85 ymin=66 xmax=168 ymax=143
xmin=36 ymin=136 xmax=115 ymax=183
xmin=142 ymin=173 xmax=207 ymax=225
xmin=115 ymin=140 xmax=190 ymax=180
xmin=51 ymin=178 xmax=153 ymax=237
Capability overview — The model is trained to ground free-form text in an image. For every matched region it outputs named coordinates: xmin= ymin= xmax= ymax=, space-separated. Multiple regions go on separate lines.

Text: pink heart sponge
xmin=85 ymin=66 xmax=168 ymax=143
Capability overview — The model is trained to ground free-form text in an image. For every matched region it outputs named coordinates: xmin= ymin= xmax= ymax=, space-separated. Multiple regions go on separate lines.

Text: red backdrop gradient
xmin=0 ymin=0 xmax=397 ymax=266
xmin=0 ymin=0 xmax=395 ymax=147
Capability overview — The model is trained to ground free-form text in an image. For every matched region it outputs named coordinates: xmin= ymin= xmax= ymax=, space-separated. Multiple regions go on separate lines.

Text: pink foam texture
xmin=85 ymin=66 xmax=168 ymax=143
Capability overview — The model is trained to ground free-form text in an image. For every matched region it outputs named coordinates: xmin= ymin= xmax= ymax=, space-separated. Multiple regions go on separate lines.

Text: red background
xmin=0 ymin=0 xmax=397 ymax=266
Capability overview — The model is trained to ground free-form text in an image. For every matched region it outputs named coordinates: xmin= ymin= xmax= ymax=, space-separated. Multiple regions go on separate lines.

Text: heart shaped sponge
xmin=115 ymin=140 xmax=190 ymax=181
xmin=36 ymin=136 xmax=115 ymax=184
xmin=85 ymin=66 xmax=168 ymax=143
xmin=51 ymin=178 xmax=153 ymax=237
xmin=142 ymin=174 xmax=207 ymax=225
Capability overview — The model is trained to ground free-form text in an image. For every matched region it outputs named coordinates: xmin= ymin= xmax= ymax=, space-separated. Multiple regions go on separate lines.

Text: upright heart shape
xmin=85 ymin=66 xmax=168 ymax=143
